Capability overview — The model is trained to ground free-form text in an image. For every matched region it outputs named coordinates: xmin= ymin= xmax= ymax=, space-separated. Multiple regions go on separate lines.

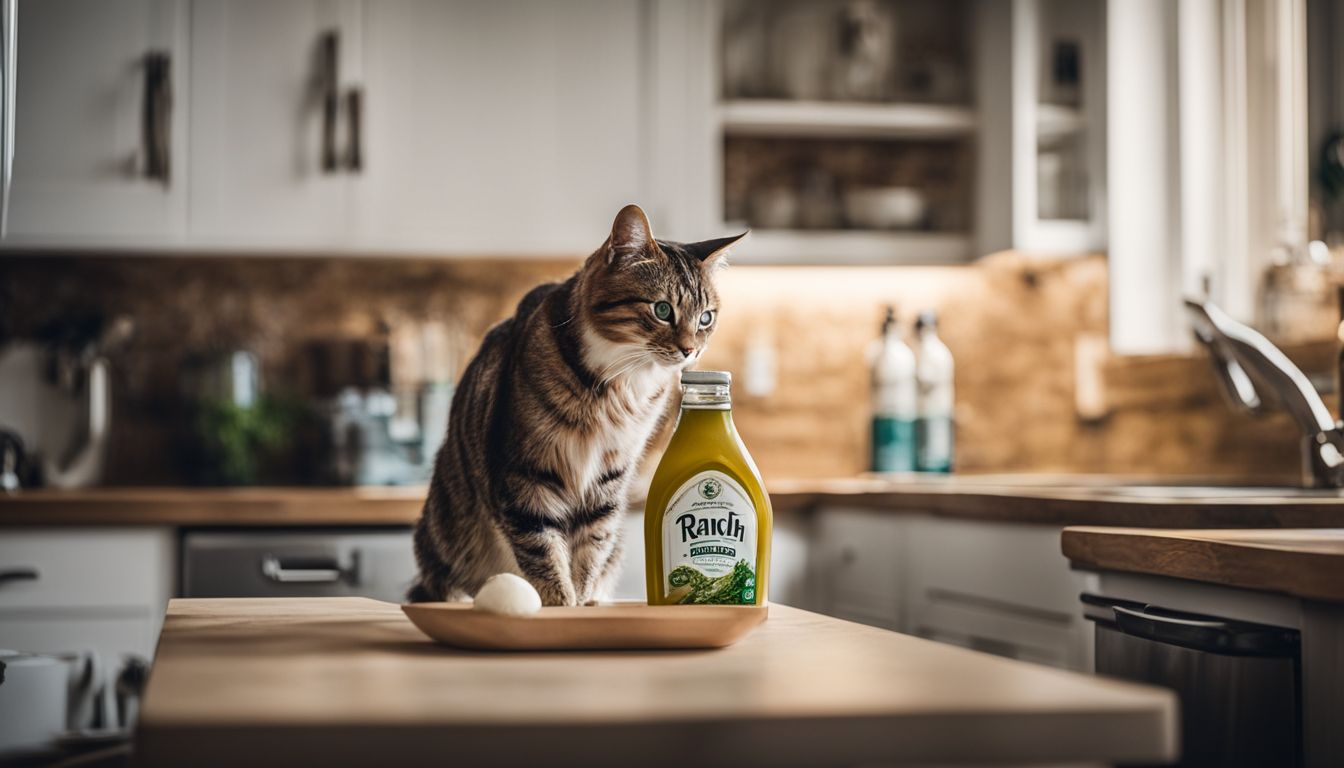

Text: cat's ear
xmin=607 ymin=204 xmax=655 ymax=265
xmin=686 ymin=231 xmax=750 ymax=272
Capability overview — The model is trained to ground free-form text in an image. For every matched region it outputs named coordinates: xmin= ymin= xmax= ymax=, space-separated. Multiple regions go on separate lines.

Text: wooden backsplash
xmin=0 ymin=252 xmax=1327 ymax=485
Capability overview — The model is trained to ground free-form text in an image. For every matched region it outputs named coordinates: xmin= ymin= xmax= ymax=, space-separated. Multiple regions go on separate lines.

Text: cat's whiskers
xmin=597 ymin=353 xmax=650 ymax=390
xmin=593 ymin=348 xmax=645 ymax=384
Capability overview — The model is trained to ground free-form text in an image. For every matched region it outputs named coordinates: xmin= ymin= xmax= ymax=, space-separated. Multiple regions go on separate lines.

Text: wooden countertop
xmin=4 ymin=475 xmax=1344 ymax=528
xmin=0 ymin=485 xmax=429 ymax=526
xmin=135 ymin=597 xmax=1177 ymax=768
xmin=767 ymin=476 xmax=1344 ymax=527
xmin=1062 ymin=527 xmax=1344 ymax=602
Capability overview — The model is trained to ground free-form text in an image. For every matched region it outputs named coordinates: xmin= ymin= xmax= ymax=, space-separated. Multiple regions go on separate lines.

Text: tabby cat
xmin=408 ymin=205 xmax=746 ymax=606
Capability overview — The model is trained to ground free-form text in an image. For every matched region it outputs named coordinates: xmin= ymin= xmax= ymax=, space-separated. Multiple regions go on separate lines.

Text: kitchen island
xmin=134 ymin=597 xmax=1177 ymax=767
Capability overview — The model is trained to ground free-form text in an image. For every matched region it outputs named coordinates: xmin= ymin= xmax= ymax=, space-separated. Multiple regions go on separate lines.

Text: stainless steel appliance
xmin=182 ymin=529 xmax=417 ymax=603
xmin=1083 ymin=593 xmax=1302 ymax=768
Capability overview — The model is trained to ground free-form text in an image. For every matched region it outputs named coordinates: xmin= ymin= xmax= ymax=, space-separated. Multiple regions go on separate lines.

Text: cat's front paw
xmin=537 ymin=583 xmax=578 ymax=607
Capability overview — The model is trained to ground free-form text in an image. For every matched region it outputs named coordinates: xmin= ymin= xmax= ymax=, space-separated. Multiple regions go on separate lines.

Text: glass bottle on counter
xmin=870 ymin=306 xmax=917 ymax=472
xmin=914 ymin=311 xmax=955 ymax=473
xmin=645 ymin=370 xmax=772 ymax=605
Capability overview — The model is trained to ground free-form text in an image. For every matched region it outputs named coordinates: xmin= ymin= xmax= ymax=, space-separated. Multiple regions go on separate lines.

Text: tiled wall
xmin=0 ymin=251 xmax=1325 ymax=485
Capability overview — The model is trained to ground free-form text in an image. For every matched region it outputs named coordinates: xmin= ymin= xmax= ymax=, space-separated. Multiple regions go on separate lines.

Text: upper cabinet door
xmin=355 ymin=0 xmax=646 ymax=255
xmin=7 ymin=0 xmax=188 ymax=245
xmin=189 ymin=0 xmax=361 ymax=247
xmin=975 ymin=0 xmax=1107 ymax=256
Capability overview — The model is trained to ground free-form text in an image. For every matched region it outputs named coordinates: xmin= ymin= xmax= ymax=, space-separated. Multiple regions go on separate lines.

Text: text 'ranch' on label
xmin=661 ymin=470 xmax=758 ymax=604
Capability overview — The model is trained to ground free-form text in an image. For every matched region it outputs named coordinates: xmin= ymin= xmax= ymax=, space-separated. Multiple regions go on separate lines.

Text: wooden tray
xmin=401 ymin=602 xmax=768 ymax=651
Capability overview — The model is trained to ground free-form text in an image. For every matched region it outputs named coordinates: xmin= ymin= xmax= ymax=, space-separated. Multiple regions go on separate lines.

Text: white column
xmin=1107 ymin=0 xmax=1182 ymax=354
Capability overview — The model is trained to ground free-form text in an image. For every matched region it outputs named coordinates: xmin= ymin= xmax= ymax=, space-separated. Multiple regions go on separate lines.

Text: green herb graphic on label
xmin=666 ymin=560 xmax=756 ymax=604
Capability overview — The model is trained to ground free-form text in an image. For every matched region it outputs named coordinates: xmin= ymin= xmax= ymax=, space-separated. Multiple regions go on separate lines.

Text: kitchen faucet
xmin=1184 ymin=298 xmax=1344 ymax=488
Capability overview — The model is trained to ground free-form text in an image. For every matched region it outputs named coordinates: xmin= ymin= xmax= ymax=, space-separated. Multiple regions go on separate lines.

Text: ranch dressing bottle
xmin=645 ymin=370 xmax=772 ymax=605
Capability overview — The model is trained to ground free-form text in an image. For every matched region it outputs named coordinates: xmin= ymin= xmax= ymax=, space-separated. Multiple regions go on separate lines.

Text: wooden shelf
xmin=1036 ymin=103 xmax=1086 ymax=137
xmin=719 ymin=100 xmax=976 ymax=139
xmin=731 ymin=230 xmax=972 ymax=265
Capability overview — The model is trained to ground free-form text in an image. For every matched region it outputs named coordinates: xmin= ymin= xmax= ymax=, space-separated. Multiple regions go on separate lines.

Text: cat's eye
xmin=699 ymin=310 xmax=715 ymax=327
xmin=653 ymin=301 xmax=673 ymax=322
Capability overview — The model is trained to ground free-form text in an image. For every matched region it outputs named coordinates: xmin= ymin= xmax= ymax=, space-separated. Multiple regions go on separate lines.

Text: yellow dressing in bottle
xmin=645 ymin=370 xmax=772 ymax=605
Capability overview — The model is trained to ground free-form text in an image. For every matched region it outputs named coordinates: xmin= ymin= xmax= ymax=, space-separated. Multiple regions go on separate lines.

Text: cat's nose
xmin=680 ymin=346 xmax=696 ymax=359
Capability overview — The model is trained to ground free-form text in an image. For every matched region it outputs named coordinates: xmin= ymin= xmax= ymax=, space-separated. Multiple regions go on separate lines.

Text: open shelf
xmin=730 ymin=230 xmax=972 ymax=265
xmin=719 ymin=100 xmax=977 ymax=139
xmin=1036 ymin=103 xmax=1086 ymax=137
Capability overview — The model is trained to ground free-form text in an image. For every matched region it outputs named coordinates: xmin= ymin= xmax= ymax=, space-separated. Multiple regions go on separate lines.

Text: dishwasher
xmin=182 ymin=529 xmax=419 ymax=603
xmin=1082 ymin=593 xmax=1302 ymax=768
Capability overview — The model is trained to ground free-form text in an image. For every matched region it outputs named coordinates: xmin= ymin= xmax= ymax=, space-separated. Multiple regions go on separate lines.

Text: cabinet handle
xmin=344 ymin=87 xmax=363 ymax=173
xmin=142 ymin=51 xmax=171 ymax=183
xmin=0 ymin=567 xmax=39 ymax=584
xmin=319 ymin=31 xmax=340 ymax=173
xmin=1110 ymin=605 xmax=1299 ymax=657
xmin=261 ymin=554 xmax=357 ymax=584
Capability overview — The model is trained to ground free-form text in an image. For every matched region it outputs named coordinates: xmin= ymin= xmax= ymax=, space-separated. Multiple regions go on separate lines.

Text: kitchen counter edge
xmin=4 ymin=475 xmax=1344 ymax=528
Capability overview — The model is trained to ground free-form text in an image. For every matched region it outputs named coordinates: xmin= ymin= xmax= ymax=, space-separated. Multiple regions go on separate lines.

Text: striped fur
xmin=409 ymin=205 xmax=746 ymax=605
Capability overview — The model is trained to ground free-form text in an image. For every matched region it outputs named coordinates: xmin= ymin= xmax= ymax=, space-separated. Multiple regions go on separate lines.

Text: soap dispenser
xmin=914 ymin=311 xmax=955 ymax=473
xmin=870 ymin=306 xmax=917 ymax=472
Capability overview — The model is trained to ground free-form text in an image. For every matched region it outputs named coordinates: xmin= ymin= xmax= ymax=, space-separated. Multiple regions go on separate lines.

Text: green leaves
xmin=192 ymin=395 xmax=302 ymax=485
xmin=668 ymin=560 xmax=755 ymax=605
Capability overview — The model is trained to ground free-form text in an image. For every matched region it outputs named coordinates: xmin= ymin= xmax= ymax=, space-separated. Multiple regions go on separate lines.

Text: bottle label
xmin=661 ymin=470 xmax=758 ymax=604
xmin=871 ymin=416 xmax=916 ymax=472
xmin=916 ymin=416 xmax=954 ymax=472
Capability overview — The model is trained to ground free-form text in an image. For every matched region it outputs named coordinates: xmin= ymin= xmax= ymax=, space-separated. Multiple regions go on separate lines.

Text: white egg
xmin=472 ymin=573 xmax=542 ymax=616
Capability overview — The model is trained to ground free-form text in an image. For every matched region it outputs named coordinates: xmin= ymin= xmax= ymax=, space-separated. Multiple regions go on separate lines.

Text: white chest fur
xmin=558 ymin=330 xmax=676 ymax=496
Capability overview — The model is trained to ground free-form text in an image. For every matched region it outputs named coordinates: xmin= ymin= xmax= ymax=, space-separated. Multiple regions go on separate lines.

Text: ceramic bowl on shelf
xmin=843 ymin=186 xmax=927 ymax=230
xmin=748 ymin=186 xmax=800 ymax=230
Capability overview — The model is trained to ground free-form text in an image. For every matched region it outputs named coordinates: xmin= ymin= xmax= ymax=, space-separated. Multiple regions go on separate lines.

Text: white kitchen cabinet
xmin=975 ymin=0 xmax=1107 ymax=256
xmin=188 ymin=0 xmax=362 ymax=246
xmin=9 ymin=0 xmax=646 ymax=253
xmin=6 ymin=0 xmax=188 ymax=245
xmin=813 ymin=507 xmax=904 ymax=630
xmin=355 ymin=0 xmax=645 ymax=254
xmin=0 ymin=528 xmax=176 ymax=661
xmin=904 ymin=516 xmax=1097 ymax=670
xmin=767 ymin=508 xmax=816 ymax=609
xmin=3 ymin=1 xmax=1111 ymax=257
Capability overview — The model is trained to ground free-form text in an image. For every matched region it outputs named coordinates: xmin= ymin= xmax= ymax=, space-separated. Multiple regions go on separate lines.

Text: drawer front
xmin=906 ymin=516 xmax=1086 ymax=616
xmin=816 ymin=508 xmax=904 ymax=629
xmin=907 ymin=588 xmax=1091 ymax=670
xmin=182 ymin=530 xmax=416 ymax=603
xmin=0 ymin=609 xmax=161 ymax=659
xmin=0 ymin=528 xmax=176 ymax=611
